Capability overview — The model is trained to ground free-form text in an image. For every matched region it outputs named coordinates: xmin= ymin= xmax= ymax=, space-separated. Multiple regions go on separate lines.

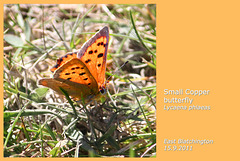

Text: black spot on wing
xmin=79 ymin=72 xmax=86 ymax=76
xmin=59 ymin=58 xmax=63 ymax=63
xmin=85 ymin=59 xmax=91 ymax=63
xmin=98 ymin=53 xmax=103 ymax=58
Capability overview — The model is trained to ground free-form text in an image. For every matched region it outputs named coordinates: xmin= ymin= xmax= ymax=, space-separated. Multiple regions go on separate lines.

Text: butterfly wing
xmin=50 ymin=51 xmax=78 ymax=73
xmin=53 ymin=58 xmax=98 ymax=94
xmin=39 ymin=26 xmax=109 ymax=101
xmin=39 ymin=58 xmax=99 ymax=101
xmin=38 ymin=78 xmax=93 ymax=100
xmin=77 ymin=26 xmax=109 ymax=87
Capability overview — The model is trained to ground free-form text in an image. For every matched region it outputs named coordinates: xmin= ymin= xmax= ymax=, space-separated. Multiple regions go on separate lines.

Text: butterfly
xmin=38 ymin=26 xmax=109 ymax=103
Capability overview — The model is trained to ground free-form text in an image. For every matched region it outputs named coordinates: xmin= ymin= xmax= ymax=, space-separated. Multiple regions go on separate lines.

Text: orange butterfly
xmin=38 ymin=26 xmax=109 ymax=103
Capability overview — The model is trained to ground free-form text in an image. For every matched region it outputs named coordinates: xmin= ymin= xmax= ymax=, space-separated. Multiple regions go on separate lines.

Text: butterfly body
xmin=39 ymin=26 xmax=109 ymax=102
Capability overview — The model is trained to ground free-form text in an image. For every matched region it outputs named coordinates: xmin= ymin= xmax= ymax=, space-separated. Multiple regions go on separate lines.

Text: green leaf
xmin=49 ymin=146 xmax=61 ymax=157
xmin=49 ymin=140 xmax=68 ymax=157
xmin=17 ymin=11 xmax=24 ymax=29
xmin=35 ymin=87 xmax=49 ymax=98
xmin=96 ymin=125 xmax=120 ymax=150
xmin=24 ymin=20 xmax=31 ymax=41
xmin=4 ymin=34 xmax=24 ymax=47
xmin=129 ymin=145 xmax=135 ymax=157
xmin=30 ymin=87 xmax=49 ymax=102
xmin=4 ymin=109 xmax=62 ymax=119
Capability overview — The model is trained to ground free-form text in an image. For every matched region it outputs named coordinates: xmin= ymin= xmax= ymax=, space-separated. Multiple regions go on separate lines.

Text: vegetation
xmin=4 ymin=4 xmax=156 ymax=157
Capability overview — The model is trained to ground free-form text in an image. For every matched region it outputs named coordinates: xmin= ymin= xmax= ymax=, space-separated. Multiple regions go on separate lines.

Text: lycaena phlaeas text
xmin=38 ymin=26 xmax=109 ymax=103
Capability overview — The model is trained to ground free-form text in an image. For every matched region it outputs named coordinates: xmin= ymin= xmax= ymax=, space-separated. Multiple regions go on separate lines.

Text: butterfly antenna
xmin=106 ymin=61 xmax=129 ymax=83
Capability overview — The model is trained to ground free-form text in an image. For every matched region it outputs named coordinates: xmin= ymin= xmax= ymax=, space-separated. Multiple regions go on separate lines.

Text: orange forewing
xmin=77 ymin=26 xmax=109 ymax=88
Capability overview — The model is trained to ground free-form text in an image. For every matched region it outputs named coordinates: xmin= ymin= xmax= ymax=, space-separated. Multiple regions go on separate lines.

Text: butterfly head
xmin=99 ymin=83 xmax=107 ymax=95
